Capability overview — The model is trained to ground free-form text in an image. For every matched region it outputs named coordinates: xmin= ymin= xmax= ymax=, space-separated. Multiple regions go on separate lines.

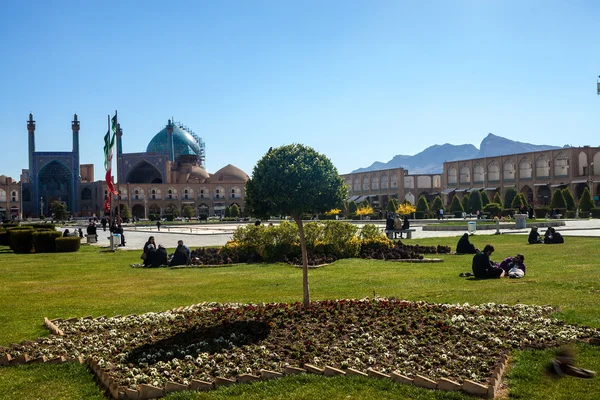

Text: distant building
xmin=442 ymin=147 xmax=600 ymax=206
xmin=340 ymin=167 xmax=442 ymax=208
xmin=17 ymin=114 xmax=249 ymax=219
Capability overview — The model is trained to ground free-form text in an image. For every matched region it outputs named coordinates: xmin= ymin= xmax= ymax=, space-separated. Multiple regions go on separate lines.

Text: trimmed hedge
xmin=501 ymin=208 xmax=515 ymax=217
xmin=55 ymin=237 xmax=81 ymax=252
xmin=414 ymin=211 xmax=426 ymax=219
xmin=453 ymin=211 xmax=463 ymax=218
xmin=7 ymin=228 xmax=34 ymax=253
xmin=0 ymin=230 xmax=8 ymax=246
xmin=21 ymin=223 xmax=56 ymax=231
xmin=591 ymin=208 xmax=600 ymax=218
xmin=579 ymin=211 xmax=590 ymax=219
xmin=566 ymin=211 xmax=576 ymax=219
xmin=32 ymin=230 xmax=62 ymax=253
xmin=534 ymin=207 xmax=548 ymax=219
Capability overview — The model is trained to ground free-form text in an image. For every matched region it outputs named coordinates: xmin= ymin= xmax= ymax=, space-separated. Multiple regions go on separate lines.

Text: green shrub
xmin=416 ymin=196 xmax=429 ymax=213
xmin=578 ymin=187 xmax=594 ymax=212
xmin=483 ymin=203 xmax=502 ymax=218
xmin=360 ymin=223 xmax=385 ymax=240
xmin=414 ymin=211 xmax=426 ymax=219
xmin=450 ymin=195 xmax=464 ymax=213
xmin=21 ymin=223 xmax=56 ymax=231
xmin=7 ymin=228 xmax=34 ymax=253
xmin=591 ymin=208 xmax=600 ymax=218
xmin=32 ymin=230 xmax=62 ymax=253
xmin=579 ymin=211 xmax=590 ymax=219
xmin=0 ymin=230 xmax=8 ymax=246
xmin=361 ymin=237 xmax=393 ymax=251
xmin=504 ymin=188 xmax=517 ymax=209
xmin=534 ymin=207 xmax=548 ymax=219
xmin=55 ymin=237 xmax=81 ymax=252
xmin=566 ymin=211 xmax=576 ymax=219
xmin=454 ymin=211 xmax=463 ymax=218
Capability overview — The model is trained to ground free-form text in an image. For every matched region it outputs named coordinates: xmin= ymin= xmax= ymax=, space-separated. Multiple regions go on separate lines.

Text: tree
xmin=493 ymin=192 xmax=503 ymax=207
xmin=468 ymin=190 xmax=483 ymax=214
xmin=182 ymin=204 xmax=195 ymax=218
xmin=504 ymin=188 xmax=517 ymax=209
xmin=224 ymin=206 xmax=231 ymax=218
xmin=120 ymin=203 xmax=132 ymax=221
xmin=562 ymin=188 xmax=576 ymax=211
xmin=416 ymin=195 xmax=429 ymax=213
xmin=397 ymin=202 xmax=416 ymax=215
xmin=578 ymin=187 xmax=594 ymax=212
xmin=549 ymin=189 xmax=566 ymax=209
xmin=461 ymin=195 xmax=469 ymax=214
xmin=164 ymin=204 xmax=180 ymax=217
xmin=480 ymin=191 xmax=490 ymax=207
xmin=355 ymin=204 xmax=373 ymax=217
xmin=230 ymin=204 xmax=240 ymax=218
xmin=386 ymin=198 xmax=399 ymax=214
xmin=430 ymin=195 xmax=443 ymax=212
xmin=245 ymin=144 xmax=346 ymax=307
xmin=50 ymin=200 xmax=68 ymax=221
xmin=348 ymin=201 xmax=358 ymax=215
xmin=511 ymin=192 xmax=525 ymax=209
xmin=450 ymin=195 xmax=464 ymax=213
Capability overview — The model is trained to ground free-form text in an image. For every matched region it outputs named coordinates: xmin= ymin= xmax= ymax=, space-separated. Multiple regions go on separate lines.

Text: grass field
xmin=0 ymin=234 xmax=599 ymax=400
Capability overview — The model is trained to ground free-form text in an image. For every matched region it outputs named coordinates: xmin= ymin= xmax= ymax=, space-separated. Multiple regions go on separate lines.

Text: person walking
xmin=156 ymin=220 xmax=161 ymax=232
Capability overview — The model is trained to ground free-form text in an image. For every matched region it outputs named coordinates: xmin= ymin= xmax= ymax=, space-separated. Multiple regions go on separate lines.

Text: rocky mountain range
xmin=351 ymin=133 xmax=566 ymax=174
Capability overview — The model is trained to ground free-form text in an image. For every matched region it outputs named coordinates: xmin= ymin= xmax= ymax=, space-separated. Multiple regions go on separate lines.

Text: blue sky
xmin=1 ymin=0 xmax=599 ymax=181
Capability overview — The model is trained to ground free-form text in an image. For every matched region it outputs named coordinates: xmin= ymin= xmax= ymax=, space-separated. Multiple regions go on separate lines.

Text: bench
xmin=385 ymin=229 xmax=416 ymax=239
xmin=86 ymin=234 xmax=97 ymax=244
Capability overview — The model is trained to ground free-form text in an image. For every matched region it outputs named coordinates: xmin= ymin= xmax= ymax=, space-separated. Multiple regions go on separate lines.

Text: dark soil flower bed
xmin=189 ymin=242 xmax=452 ymax=267
xmin=1 ymin=299 xmax=597 ymax=391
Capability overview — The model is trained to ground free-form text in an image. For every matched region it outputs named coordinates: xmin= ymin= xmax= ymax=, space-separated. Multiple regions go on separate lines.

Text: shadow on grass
xmin=126 ymin=320 xmax=271 ymax=365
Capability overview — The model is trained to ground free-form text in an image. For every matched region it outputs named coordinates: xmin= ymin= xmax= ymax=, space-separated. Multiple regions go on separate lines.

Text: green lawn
xmin=0 ymin=235 xmax=599 ymax=400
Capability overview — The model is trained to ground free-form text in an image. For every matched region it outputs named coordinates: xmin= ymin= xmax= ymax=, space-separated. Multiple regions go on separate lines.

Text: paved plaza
xmin=62 ymin=218 xmax=600 ymax=251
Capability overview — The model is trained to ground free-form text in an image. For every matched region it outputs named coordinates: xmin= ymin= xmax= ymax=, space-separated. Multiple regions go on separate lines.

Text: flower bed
xmin=1 ymin=299 xmax=598 ymax=398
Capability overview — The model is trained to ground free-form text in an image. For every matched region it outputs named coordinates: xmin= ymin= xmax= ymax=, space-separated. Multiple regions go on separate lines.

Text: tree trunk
xmin=294 ymin=216 xmax=310 ymax=307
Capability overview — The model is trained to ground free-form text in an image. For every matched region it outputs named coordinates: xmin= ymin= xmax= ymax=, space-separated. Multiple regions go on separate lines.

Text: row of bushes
xmin=0 ymin=224 xmax=80 ymax=253
xmin=210 ymin=221 xmax=450 ymax=264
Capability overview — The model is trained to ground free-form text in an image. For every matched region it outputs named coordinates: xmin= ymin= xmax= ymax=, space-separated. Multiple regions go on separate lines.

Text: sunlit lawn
xmin=0 ymin=234 xmax=599 ymax=400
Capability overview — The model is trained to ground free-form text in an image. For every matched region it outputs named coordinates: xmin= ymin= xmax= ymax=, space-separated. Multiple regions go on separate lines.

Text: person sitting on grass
xmin=169 ymin=240 xmax=191 ymax=267
xmin=528 ymin=226 xmax=543 ymax=244
xmin=155 ymin=244 xmax=168 ymax=267
xmin=544 ymin=227 xmax=564 ymax=244
xmin=456 ymin=233 xmax=478 ymax=254
xmin=472 ymin=244 xmax=504 ymax=279
xmin=142 ymin=236 xmax=156 ymax=267
xmin=499 ymin=254 xmax=526 ymax=278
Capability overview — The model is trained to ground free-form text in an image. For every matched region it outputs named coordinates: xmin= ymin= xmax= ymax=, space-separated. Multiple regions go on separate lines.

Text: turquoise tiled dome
xmin=146 ymin=123 xmax=202 ymax=158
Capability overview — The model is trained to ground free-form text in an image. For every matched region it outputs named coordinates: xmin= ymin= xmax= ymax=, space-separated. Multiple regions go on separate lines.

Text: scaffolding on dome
xmin=172 ymin=120 xmax=206 ymax=169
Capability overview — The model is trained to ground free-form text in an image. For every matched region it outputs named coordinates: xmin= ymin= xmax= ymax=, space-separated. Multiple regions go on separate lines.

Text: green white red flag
xmin=103 ymin=113 xmax=118 ymax=211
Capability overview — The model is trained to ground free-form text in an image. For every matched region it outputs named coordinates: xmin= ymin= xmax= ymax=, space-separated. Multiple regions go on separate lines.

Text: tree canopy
xmin=245 ymin=144 xmax=346 ymax=306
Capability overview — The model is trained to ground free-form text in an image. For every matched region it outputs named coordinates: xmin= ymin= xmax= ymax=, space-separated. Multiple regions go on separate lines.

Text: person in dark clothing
xmin=142 ymin=236 xmax=156 ymax=267
xmin=528 ymin=227 xmax=543 ymax=244
xmin=499 ymin=254 xmax=526 ymax=277
xmin=472 ymin=244 xmax=504 ymax=278
xmin=116 ymin=222 xmax=125 ymax=247
xmin=401 ymin=215 xmax=410 ymax=230
xmin=62 ymin=229 xmax=70 ymax=237
xmin=169 ymin=240 xmax=191 ymax=266
xmin=456 ymin=233 xmax=478 ymax=254
xmin=544 ymin=227 xmax=564 ymax=244
xmin=86 ymin=222 xmax=97 ymax=236
xmin=101 ymin=217 xmax=107 ymax=231
xmin=255 ymin=220 xmax=261 ymax=226
xmin=155 ymin=245 xmax=168 ymax=266
xmin=528 ymin=205 xmax=534 ymax=219
xmin=156 ymin=220 xmax=161 ymax=231
xmin=78 ymin=228 xmax=84 ymax=238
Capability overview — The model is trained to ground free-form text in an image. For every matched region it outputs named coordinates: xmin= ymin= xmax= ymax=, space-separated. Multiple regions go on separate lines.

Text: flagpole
xmin=115 ymin=110 xmax=120 ymax=223
xmin=108 ymin=114 xmax=113 ymax=226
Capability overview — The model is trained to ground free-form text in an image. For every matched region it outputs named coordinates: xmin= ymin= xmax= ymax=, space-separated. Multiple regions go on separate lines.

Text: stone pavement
xmin=64 ymin=219 xmax=600 ymax=251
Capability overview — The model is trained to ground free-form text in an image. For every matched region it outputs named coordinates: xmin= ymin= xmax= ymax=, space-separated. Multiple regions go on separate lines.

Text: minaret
xmin=27 ymin=113 xmax=35 ymax=175
xmin=117 ymin=123 xmax=123 ymax=156
xmin=166 ymin=119 xmax=175 ymax=162
xmin=72 ymin=114 xmax=80 ymax=178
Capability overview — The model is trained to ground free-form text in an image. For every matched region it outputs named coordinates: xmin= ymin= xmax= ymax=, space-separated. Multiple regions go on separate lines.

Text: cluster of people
xmin=471 ymin=245 xmax=526 ymax=279
xmin=528 ymin=226 xmax=564 ymax=244
xmin=141 ymin=237 xmax=191 ymax=268
xmin=385 ymin=212 xmax=410 ymax=238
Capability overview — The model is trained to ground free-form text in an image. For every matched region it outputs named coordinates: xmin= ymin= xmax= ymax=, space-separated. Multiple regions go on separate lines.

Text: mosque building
xmin=14 ymin=114 xmax=249 ymax=219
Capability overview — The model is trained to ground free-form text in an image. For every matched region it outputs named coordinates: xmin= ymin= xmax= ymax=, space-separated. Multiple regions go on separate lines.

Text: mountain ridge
xmin=351 ymin=133 xmax=565 ymax=174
